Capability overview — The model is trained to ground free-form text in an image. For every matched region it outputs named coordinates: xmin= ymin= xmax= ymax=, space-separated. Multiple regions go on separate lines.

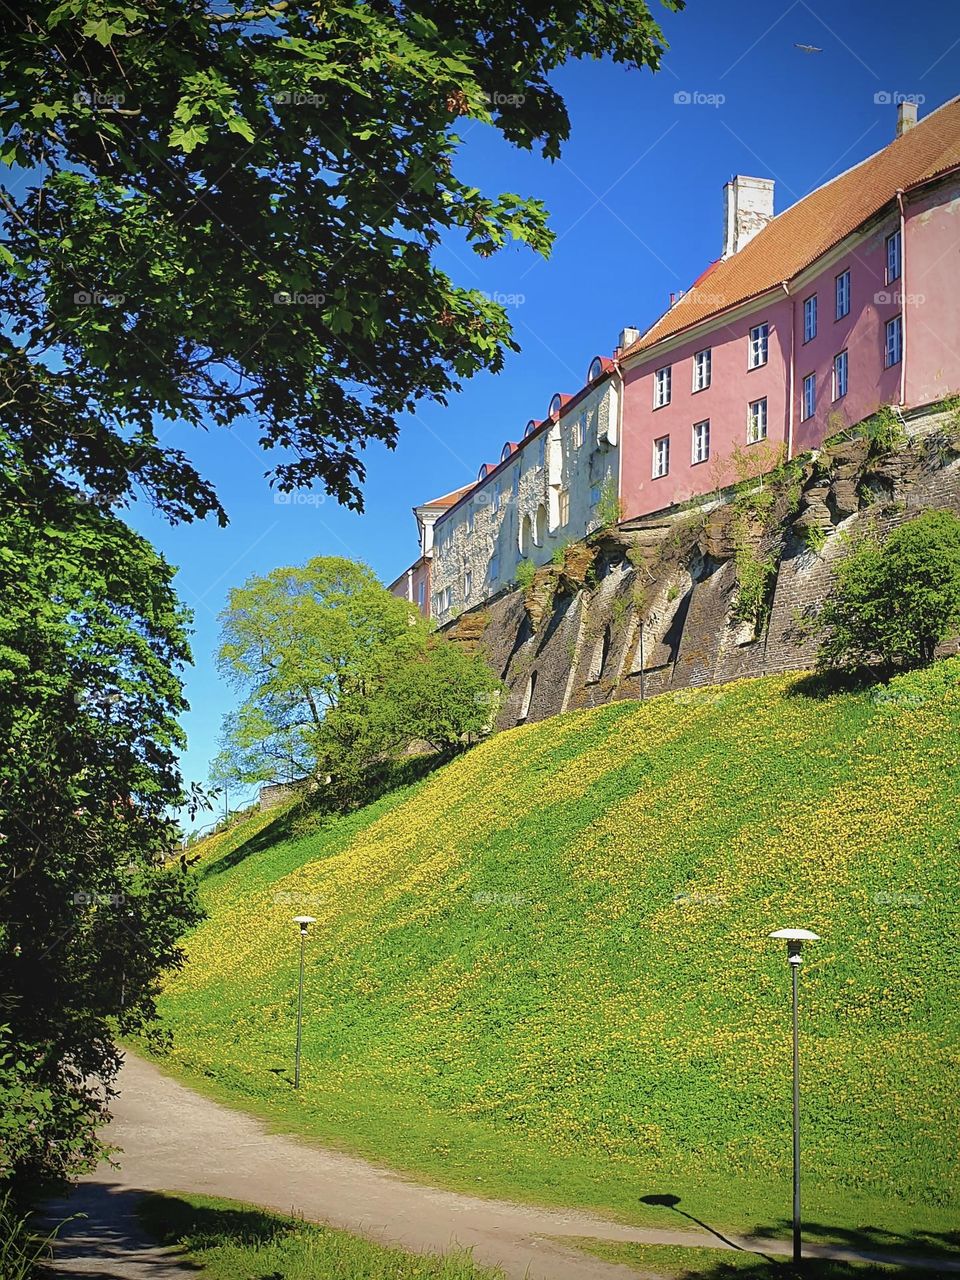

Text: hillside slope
xmin=155 ymin=666 xmax=960 ymax=1235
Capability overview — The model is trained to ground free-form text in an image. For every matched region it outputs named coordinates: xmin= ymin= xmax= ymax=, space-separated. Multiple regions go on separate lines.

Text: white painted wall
xmin=431 ymin=376 xmax=621 ymax=621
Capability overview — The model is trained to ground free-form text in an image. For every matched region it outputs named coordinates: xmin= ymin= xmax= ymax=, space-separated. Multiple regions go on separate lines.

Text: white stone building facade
xmin=430 ymin=357 xmax=622 ymax=622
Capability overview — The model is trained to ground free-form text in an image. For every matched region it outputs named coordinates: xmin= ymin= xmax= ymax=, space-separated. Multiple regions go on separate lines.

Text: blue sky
xmin=129 ymin=0 xmax=958 ymax=806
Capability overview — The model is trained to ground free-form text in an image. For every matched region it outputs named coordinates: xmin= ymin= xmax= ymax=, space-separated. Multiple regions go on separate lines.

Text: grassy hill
xmin=152 ymin=664 xmax=960 ymax=1242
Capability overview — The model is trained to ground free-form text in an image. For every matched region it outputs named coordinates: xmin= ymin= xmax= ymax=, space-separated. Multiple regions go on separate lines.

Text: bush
xmin=818 ymin=510 xmax=960 ymax=671
xmin=515 ymin=559 xmax=536 ymax=590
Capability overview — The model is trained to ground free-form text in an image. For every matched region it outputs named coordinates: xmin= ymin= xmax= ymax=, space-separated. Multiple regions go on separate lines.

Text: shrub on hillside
xmin=818 ymin=510 xmax=960 ymax=672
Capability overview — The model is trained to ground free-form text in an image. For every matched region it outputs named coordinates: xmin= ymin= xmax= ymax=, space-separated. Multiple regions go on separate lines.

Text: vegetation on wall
xmin=151 ymin=664 xmax=960 ymax=1237
xmin=819 ymin=510 xmax=960 ymax=672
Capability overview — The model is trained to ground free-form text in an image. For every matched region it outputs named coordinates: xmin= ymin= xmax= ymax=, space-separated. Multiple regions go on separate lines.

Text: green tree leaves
xmin=819 ymin=510 xmax=960 ymax=672
xmin=0 ymin=0 xmax=677 ymax=518
xmin=214 ymin=555 xmax=500 ymax=802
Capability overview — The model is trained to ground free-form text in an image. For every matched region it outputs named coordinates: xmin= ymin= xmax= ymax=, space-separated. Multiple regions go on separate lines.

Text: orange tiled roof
xmin=419 ymin=483 xmax=476 ymax=511
xmin=624 ymin=95 xmax=960 ymax=358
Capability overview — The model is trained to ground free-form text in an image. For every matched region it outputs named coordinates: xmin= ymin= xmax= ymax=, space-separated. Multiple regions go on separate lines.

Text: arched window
xmin=501 ymin=441 xmax=517 ymax=462
xmin=523 ymin=419 xmax=540 ymax=439
xmin=587 ymin=356 xmax=605 ymax=383
xmin=519 ymin=512 xmax=532 ymax=555
xmin=534 ymin=504 xmax=547 ymax=546
xmin=548 ymin=393 xmax=563 ymax=419
xmin=477 ymin=463 xmax=489 ymax=481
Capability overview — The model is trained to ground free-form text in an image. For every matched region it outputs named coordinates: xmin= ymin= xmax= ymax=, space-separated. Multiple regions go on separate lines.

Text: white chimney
xmin=618 ymin=326 xmax=640 ymax=350
xmin=722 ymin=175 xmax=775 ymax=258
xmin=897 ymin=101 xmax=918 ymax=137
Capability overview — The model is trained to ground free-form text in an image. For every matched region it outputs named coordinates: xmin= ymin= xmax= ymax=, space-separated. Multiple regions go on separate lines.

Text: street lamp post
xmin=292 ymin=915 xmax=316 ymax=1089
xmin=768 ymin=927 xmax=819 ymax=1264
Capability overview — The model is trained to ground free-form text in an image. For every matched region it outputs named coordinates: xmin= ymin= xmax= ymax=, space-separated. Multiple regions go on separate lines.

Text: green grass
xmin=137 ymin=1191 xmax=503 ymax=1278
xmin=565 ymin=1238 xmax=945 ymax=1278
xmin=147 ymin=664 xmax=960 ymax=1245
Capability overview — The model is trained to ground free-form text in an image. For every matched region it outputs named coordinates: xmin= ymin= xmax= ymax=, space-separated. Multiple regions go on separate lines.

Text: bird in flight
xmin=794 ymin=42 xmax=823 ymax=53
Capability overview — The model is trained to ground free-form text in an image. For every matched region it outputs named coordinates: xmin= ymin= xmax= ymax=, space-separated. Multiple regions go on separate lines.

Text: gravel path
xmin=43 ymin=1052 xmax=959 ymax=1280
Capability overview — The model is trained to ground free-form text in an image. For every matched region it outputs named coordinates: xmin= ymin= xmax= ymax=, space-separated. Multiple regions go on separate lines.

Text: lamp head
xmin=293 ymin=915 xmax=316 ymax=934
xmin=768 ymin=927 xmax=819 ymax=965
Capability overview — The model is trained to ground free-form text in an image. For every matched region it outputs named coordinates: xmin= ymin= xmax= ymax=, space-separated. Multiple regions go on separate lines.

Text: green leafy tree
xmin=0 ymin=451 xmax=204 ymax=1193
xmin=0 ymin=0 xmax=678 ymax=520
xmin=214 ymin=557 xmax=500 ymax=798
xmin=818 ymin=510 xmax=960 ymax=672
xmin=372 ymin=639 xmax=501 ymax=755
xmin=214 ymin=557 xmax=424 ymax=787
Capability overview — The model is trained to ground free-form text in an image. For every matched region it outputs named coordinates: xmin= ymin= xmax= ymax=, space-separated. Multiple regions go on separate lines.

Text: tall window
xmin=749 ymin=323 xmax=769 ymax=369
xmin=493 ymin=479 xmax=501 ymax=513
xmin=835 ymin=270 xmax=850 ymax=320
xmin=886 ymin=228 xmax=902 ymax=284
xmin=803 ymin=294 xmax=818 ymax=343
xmin=654 ymin=365 xmax=672 ymax=408
xmin=559 ymin=489 xmax=570 ymax=526
xmin=801 ymin=373 xmax=816 ymax=421
xmin=692 ymin=419 xmax=710 ymax=464
xmin=693 ymin=348 xmax=712 ymax=391
xmin=572 ymin=418 xmax=583 ymax=449
xmin=833 ymin=350 xmax=848 ymax=400
xmin=885 ymin=314 xmax=903 ymax=367
xmin=653 ymin=435 xmax=670 ymax=478
xmin=417 ymin=580 xmax=425 ymax=610
xmin=463 ymin=568 xmax=472 ymax=600
xmin=747 ymin=397 xmax=767 ymax=443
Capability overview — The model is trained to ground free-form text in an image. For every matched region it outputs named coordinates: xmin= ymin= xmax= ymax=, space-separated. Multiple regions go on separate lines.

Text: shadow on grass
xmin=785 ymin=667 xmax=885 ymax=700
xmin=200 ymin=751 xmax=450 ymax=881
xmin=640 ymin=1194 xmax=746 ymax=1251
xmin=745 ymin=1217 xmax=960 ymax=1263
xmin=630 ymin=1197 xmax=960 ymax=1278
xmin=138 ymin=1190 xmax=297 ymax=1252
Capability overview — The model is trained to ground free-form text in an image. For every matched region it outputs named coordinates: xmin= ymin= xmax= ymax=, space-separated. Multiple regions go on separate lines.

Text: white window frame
xmin=748 ymin=322 xmax=769 ymax=369
xmin=692 ymin=348 xmax=712 ymax=392
xmin=802 ymin=294 xmax=817 ymax=344
xmin=463 ymin=569 xmax=472 ymax=600
xmin=572 ymin=418 xmax=584 ymax=449
xmin=801 ymin=373 xmax=816 ymax=421
xmin=886 ymin=229 xmax=902 ymax=284
xmin=747 ymin=397 xmax=767 ymax=444
xmin=885 ymin=314 xmax=903 ymax=367
xmin=692 ymin=419 xmax=710 ymax=465
xmin=832 ymin=350 xmax=848 ymax=401
xmin=559 ymin=488 xmax=570 ymax=526
xmin=654 ymin=365 xmax=672 ymax=408
xmin=417 ymin=580 xmax=425 ymax=610
xmin=653 ymin=434 xmax=670 ymax=478
xmin=835 ymin=269 xmax=850 ymax=320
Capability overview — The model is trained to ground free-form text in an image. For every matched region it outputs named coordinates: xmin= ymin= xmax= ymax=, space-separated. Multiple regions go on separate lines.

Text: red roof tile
xmin=624 ymin=96 xmax=960 ymax=358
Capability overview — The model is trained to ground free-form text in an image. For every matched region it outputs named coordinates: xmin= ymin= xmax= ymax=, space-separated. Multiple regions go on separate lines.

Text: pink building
xmin=388 ymin=483 xmax=475 ymax=618
xmin=619 ymin=97 xmax=960 ymax=518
